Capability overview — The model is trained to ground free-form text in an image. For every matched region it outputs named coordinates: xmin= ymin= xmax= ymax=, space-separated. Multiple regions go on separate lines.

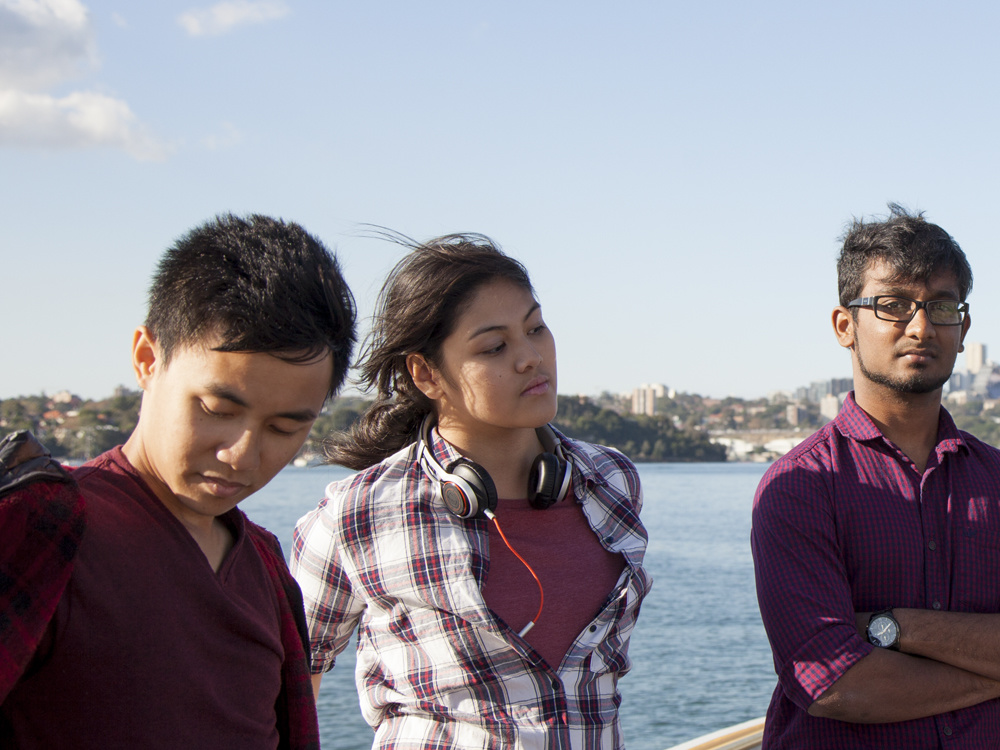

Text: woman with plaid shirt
xmin=292 ymin=234 xmax=651 ymax=749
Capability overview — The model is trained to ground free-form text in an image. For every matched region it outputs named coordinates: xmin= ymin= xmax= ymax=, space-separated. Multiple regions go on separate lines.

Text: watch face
xmin=869 ymin=616 xmax=899 ymax=647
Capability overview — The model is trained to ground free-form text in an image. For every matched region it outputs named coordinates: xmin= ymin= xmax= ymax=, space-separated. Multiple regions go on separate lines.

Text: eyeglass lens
xmin=874 ymin=297 xmax=964 ymax=325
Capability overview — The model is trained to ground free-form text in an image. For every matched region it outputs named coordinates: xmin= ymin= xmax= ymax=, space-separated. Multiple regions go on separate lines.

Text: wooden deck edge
xmin=662 ymin=716 xmax=765 ymax=750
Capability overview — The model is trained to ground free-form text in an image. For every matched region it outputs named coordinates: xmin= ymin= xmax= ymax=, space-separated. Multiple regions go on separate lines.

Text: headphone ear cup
xmin=442 ymin=459 xmax=498 ymax=519
xmin=529 ymin=452 xmax=571 ymax=510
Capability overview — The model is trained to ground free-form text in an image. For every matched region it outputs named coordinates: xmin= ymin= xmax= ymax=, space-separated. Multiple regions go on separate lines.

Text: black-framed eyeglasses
xmin=847 ymin=296 xmax=969 ymax=326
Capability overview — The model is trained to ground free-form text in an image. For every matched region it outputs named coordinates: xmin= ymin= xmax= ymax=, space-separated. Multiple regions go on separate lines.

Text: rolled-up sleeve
xmin=291 ymin=494 xmax=366 ymax=674
xmin=751 ymin=456 xmax=873 ymax=710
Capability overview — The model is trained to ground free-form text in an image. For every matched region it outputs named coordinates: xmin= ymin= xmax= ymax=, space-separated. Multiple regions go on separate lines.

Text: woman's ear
xmin=406 ymin=353 xmax=443 ymax=400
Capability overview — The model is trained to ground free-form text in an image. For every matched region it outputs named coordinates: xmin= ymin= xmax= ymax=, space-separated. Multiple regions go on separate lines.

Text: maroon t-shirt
xmin=1 ymin=448 xmax=285 ymax=749
xmin=481 ymin=495 xmax=626 ymax=670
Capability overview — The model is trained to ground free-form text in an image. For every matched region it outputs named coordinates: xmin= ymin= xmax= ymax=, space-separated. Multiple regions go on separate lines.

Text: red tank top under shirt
xmin=481 ymin=495 xmax=625 ymax=670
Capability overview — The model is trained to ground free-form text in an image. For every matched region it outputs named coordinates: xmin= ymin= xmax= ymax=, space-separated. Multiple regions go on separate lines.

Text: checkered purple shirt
xmin=292 ymin=429 xmax=650 ymax=750
xmin=752 ymin=392 xmax=1000 ymax=748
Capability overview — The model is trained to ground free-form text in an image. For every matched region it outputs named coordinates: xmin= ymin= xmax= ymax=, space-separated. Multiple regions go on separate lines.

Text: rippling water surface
xmin=244 ymin=461 xmax=775 ymax=749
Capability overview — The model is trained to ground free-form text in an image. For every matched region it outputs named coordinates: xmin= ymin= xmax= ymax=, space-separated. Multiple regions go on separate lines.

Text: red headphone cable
xmin=484 ymin=509 xmax=544 ymax=637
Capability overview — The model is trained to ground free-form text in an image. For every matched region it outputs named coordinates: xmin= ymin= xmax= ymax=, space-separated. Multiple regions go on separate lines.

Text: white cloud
xmin=0 ymin=0 xmax=96 ymax=90
xmin=110 ymin=11 xmax=126 ymax=28
xmin=178 ymin=0 xmax=289 ymax=37
xmin=200 ymin=121 xmax=242 ymax=150
xmin=0 ymin=89 xmax=171 ymax=160
xmin=0 ymin=0 xmax=170 ymax=160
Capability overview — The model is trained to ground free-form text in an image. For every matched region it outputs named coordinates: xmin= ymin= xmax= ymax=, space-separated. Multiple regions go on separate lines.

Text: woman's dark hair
xmin=326 ymin=233 xmax=533 ymax=469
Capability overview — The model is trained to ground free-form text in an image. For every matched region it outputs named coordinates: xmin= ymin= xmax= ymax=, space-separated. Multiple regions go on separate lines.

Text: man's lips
xmin=899 ymin=349 xmax=937 ymax=364
xmin=199 ymin=475 xmax=249 ymax=498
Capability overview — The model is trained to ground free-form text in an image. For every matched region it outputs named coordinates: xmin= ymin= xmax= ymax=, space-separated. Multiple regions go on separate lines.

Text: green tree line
xmin=2 ymin=392 xmax=726 ymax=463
xmin=15 ymin=388 xmax=998 ymax=465
xmin=552 ymin=396 xmax=727 ymax=461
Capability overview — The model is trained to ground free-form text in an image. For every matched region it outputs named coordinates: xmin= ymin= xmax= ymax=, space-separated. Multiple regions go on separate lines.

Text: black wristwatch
xmin=867 ymin=609 xmax=900 ymax=650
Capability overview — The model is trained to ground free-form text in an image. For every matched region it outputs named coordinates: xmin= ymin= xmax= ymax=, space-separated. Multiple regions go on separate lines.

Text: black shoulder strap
xmin=0 ymin=431 xmax=76 ymax=497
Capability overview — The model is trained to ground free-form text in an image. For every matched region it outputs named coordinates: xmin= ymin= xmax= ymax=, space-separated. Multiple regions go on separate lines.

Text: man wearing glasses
xmin=752 ymin=204 xmax=1000 ymax=748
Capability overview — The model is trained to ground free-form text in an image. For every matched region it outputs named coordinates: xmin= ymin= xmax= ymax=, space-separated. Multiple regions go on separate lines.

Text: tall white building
xmin=820 ymin=393 xmax=841 ymax=421
xmin=967 ymin=342 xmax=987 ymax=374
xmin=631 ymin=383 xmax=666 ymax=416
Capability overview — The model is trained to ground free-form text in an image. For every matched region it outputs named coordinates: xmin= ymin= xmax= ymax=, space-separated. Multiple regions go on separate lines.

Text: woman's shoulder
xmin=326 ymin=441 xmax=422 ymax=503
xmin=294 ymin=442 xmax=428 ymax=554
xmin=556 ymin=430 xmax=640 ymax=492
xmin=558 ymin=430 xmax=635 ymax=469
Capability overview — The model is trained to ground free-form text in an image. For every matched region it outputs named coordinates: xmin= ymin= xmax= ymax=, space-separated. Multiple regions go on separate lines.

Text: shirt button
xmin=933 ymin=601 xmax=942 ymax=610
xmin=589 ymin=625 xmax=598 ymax=632
xmin=928 ymin=540 xmax=937 ymax=550
xmin=943 ymin=725 xmax=953 ymax=736
xmin=551 ymin=678 xmax=560 ymax=690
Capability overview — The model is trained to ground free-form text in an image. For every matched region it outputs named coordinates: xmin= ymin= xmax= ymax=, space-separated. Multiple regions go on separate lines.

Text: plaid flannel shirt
xmin=292 ymin=427 xmax=651 ymax=750
xmin=0 ymin=432 xmax=83 ymax=703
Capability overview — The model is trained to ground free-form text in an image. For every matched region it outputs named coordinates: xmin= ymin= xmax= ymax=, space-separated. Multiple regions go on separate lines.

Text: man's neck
xmin=122 ymin=433 xmax=235 ymax=572
xmin=853 ymin=385 xmax=942 ymax=473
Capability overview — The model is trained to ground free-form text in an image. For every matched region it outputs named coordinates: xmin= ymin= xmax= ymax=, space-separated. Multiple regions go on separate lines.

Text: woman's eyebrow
xmin=469 ymin=303 xmax=541 ymax=339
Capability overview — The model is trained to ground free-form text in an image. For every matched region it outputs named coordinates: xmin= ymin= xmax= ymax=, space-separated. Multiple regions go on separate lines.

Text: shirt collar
xmin=934 ymin=405 xmax=967 ymax=456
xmin=425 ymin=424 xmax=465 ymax=471
xmin=835 ymin=390 xmax=967 ymax=457
xmin=549 ymin=424 xmax=604 ymax=489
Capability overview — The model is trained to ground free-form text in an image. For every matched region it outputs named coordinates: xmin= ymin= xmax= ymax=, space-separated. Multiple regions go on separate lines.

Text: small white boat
xmin=292 ymin=451 xmax=322 ymax=468
xmin=663 ymin=717 xmax=765 ymax=750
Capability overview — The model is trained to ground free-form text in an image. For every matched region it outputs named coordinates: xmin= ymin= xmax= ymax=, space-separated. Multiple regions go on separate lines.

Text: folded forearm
xmin=807 ymin=647 xmax=1000 ymax=723
xmin=897 ymin=608 xmax=1000 ymax=680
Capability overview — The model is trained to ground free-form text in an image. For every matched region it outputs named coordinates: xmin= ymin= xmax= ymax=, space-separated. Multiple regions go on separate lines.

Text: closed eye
xmin=201 ymin=402 xmax=232 ymax=418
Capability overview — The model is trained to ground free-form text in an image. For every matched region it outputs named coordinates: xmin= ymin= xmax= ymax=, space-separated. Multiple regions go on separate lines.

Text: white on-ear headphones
xmin=417 ymin=415 xmax=573 ymax=519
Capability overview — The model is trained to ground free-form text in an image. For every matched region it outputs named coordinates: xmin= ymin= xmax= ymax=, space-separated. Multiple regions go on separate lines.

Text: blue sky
xmin=4 ymin=0 xmax=999 ymax=401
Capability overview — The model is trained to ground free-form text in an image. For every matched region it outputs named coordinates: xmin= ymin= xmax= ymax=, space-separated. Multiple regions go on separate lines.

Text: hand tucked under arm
xmin=808 ymin=647 xmax=1000 ymax=723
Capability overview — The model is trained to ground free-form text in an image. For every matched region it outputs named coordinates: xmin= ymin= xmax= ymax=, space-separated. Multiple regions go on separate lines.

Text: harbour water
xmin=243 ymin=461 xmax=776 ymax=749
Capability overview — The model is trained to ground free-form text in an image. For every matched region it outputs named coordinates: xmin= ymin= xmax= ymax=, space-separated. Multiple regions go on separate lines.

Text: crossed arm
xmin=753 ymin=466 xmax=1000 ymax=725
xmin=893 ymin=608 xmax=1000 ymax=681
xmin=806 ymin=616 xmax=1000 ymax=723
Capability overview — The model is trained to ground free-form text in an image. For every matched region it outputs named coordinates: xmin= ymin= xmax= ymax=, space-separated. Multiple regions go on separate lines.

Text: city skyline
xmin=8 ymin=342 xmax=985 ymax=407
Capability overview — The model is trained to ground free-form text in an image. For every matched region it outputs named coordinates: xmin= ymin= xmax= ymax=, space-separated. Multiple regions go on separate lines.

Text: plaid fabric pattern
xmin=0 ymin=474 xmax=84 ymax=703
xmin=752 ymin=392 xmax=1000 ymax=748
xmin=292 ymin=428 xmax=651 ymax=750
